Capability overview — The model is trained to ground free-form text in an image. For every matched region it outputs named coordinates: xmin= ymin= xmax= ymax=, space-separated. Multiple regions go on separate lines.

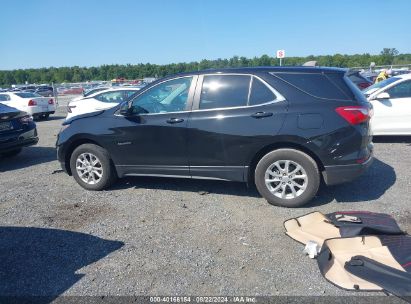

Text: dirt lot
xmin=0 ymin=96 xmax=410 ymax=299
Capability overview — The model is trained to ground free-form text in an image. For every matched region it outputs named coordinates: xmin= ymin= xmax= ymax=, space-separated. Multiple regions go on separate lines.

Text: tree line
xmin=0 ymin=48 xmax=409 ymax=86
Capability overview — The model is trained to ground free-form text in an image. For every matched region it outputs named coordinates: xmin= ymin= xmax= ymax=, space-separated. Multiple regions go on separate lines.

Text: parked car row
xmin=57 ymin=86 xmax=84 ymax=95
xmin=360 ymin=69 xmax=411 ymax=83
xmin=10 ymin=85 xmax=55 ymax=97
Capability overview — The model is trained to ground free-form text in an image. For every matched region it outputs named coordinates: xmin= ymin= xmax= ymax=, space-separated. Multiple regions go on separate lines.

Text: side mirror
xmin=375 ymin=92 xmax=390 ymax=100
xmin=119 ymin=103 xmax=132 ymax=116
xmin=119 ymin=103 xmax=148 ymax=116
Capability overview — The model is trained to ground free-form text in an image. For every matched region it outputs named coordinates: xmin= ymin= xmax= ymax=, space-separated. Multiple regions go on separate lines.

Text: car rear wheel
xmin=255 ymin=148 xmax=320 ymax=207
xmin=70 ymin=144 xmax=117 ymax=191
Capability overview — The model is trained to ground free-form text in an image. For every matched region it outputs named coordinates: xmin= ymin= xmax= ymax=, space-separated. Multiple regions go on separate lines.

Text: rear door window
xmin=199 ymin=75 xmax=251 ymax=110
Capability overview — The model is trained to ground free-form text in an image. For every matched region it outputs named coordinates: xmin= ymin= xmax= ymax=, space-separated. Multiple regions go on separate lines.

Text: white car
xmin=0 ymin=91 xmax=56 ymax=119
xmin=71 ymin=87 xmax=110 ymax=102
xmin=364 ymin=73 xmax=411 ymax=135
xmin=66 ymin=88 xmax=141 ymax=120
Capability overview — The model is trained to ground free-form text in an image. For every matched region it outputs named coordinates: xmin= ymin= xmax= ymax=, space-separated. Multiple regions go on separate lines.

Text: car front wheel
xmin=255 ymin=148 xmax=320 ymax=207
xmin=70 ymin=144 xmax=117 ymax=190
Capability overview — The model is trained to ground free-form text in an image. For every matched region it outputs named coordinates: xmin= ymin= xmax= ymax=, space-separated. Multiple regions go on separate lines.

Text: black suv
xmin=57 ymin=67 xmax=373 ymax=207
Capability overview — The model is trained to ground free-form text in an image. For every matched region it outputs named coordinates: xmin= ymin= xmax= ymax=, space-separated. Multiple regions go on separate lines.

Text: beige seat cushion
xmin=321 ymin=236 xmax=406 ymax=290
xmin=284 ymin=212 xmax=341 ymax=246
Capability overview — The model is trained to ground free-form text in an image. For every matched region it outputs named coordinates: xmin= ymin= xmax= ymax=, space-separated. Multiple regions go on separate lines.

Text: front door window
xmin=131 ymin=77 xmax=193 ymax=114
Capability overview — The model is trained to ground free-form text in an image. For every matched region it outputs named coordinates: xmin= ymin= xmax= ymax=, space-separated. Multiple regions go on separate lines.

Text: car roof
xmin=149 ymin=66 xmax=348 ymax=83
xmin=137 ymin=66 xmax=348 ymax=92
xmin=176 ymin=66 xmax=347 ymax=76
xmin=396 ymin=73 xmax=411 ymax=80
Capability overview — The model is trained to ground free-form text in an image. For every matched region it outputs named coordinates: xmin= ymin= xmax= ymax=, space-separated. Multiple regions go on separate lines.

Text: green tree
xmin=379 ymin=48 xmax=399 ymax=65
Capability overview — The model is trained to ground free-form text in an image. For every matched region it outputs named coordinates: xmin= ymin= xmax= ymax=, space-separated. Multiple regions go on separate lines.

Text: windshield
xmin=363 ymin=77 xmax=400 ymax=95
xmin=84 ymin=87 xmax=108 ymax=97
xmin=15 ymin=92 xmax=42 ymax=98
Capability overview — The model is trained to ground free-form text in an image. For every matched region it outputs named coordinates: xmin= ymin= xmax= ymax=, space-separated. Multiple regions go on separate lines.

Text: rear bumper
xmin=0 ymin=128 xmax=39 ymax=153
xmin=27 ymin=105 xmax=56 ymax=116
xmin=322 ymin=154 xmax=374 ymax=186
xmin=33 ymin=111 xmax=55 ymax=117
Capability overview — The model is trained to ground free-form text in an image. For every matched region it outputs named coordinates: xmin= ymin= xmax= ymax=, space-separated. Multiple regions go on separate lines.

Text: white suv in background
xmin=66 ymin=88 xmax=141 ymax=120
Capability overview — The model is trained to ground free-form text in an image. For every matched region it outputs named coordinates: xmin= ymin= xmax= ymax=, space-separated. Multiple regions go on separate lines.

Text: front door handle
xmin=251 ymin=112 xmax=273 ymax=119
xmin=166 ymin=118 xmax=184 ymax=124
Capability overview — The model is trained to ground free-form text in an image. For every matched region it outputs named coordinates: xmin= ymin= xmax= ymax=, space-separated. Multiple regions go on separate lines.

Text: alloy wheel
xmin=264 ymin=160 xmax=308 ymax=199
xmin=76 ymin=152 xmax=104 ymax=185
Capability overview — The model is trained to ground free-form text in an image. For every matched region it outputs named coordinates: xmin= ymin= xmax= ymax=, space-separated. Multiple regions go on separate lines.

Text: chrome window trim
xmin=116 ymin=73 xmax=286 ymax=116
xmin=188 ymin=99 xmax=285 ymax=113
xmin=194 ymin=73 xmax=285 ymax=112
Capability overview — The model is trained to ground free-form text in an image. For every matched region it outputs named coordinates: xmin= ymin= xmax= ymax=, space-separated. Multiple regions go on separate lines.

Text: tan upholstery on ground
xmin=284 ymin=212 xmax=341 ymax=246
xmin=322 ymin=236 xmax=406 ymax=290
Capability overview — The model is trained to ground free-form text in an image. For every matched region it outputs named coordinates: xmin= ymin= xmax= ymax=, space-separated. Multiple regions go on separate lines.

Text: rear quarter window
xmin=271 ymin=72 xmax=353 ymax=100
xmin=249 ymin=78 xmax=276 ymax=105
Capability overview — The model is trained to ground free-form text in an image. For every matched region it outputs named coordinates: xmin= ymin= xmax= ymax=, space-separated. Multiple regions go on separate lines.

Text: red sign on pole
xmin=276 ymin=50 xmax=285 ymax=59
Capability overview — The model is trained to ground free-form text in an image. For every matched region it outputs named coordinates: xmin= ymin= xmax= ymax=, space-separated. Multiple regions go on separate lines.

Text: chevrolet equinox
xmin=57 ymin=67 xmax=373 ymax=207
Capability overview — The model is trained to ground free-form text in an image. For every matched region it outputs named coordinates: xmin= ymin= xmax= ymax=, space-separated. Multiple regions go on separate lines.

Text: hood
xmin=0 ymin=103 xmax=24 ymax=119
xmin=63 ymin=109 xmax=104 ymax=125
xmin=71 ymin=95 xmax=86 ymax=102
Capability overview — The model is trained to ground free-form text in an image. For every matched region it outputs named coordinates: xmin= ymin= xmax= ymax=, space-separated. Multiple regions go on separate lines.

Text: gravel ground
xmin=0 ymin=95 xmax=410 ymax=300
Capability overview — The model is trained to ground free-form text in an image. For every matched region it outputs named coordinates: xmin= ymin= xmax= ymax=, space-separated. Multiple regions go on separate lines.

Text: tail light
xmin=358 ymin=82 xmax=371 ymax=89
xmin=19 ymin=115 xmax=33 ymax=124
xmin=48 ymin=98 xmax=54 ymax=105
xmin=335 ymin=106 xmax=371 ymax=125
xmin=28 ymin=99 xmax=37 ymax=106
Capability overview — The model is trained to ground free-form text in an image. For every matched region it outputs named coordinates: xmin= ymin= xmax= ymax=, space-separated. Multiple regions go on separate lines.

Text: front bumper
xmin=0 ymin=128 xmax=39 ymax=153
xmin=322 ymin=154 xmax=374 ymax=186
xmin=56 ymin=144 xmax=70 ymax=175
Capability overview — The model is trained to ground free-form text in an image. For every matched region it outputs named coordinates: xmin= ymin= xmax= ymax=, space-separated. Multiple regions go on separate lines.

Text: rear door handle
xmin=251 ymin=112 xmax=273 ymax=119
xmin=166 ymin=118 xmax=184 ymax=124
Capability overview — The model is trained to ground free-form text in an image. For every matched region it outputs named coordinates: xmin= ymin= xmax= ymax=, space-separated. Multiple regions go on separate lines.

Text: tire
xmin=254 ymin=148 xmax=320 ymax=207
xmin=43 ymin=113 xmax=50 ymax=119
xmin=70 ymin=144 xmax=117 ymax=191
xmin=1 ymin=148 xmax=22 ymax=158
